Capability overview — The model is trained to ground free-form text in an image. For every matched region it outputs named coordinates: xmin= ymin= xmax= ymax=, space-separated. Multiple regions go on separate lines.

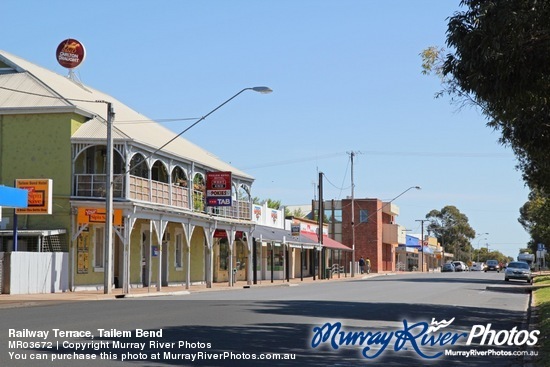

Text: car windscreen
xmin=508 ymin=262 xmax=529 ymax=269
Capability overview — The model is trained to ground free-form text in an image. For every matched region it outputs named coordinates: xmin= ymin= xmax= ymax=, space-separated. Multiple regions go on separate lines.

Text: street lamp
xmin=474 ymin=232 xmax=489 ymax=263
xmin=102 ymin=86 xmax=272 ymax=294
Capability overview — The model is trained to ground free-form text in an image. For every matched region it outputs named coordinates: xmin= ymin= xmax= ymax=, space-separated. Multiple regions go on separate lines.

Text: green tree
xmin=421 ymin=0 xmax=550 ymax=193
xmin=425 ymin=205 xmax=476 ymax=262
xmin=252 ymin=197 xmax=281 ymax=210
xmin=519 ymin=189 xmax=550 ymax=252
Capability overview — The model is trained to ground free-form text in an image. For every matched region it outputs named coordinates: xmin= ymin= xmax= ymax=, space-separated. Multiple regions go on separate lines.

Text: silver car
xmin=504 ymin=261 xmax=533 ymax=283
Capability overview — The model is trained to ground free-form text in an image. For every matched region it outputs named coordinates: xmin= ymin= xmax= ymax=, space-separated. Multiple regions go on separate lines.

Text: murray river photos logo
xmin=310 ymin=318 xmax=539 ymax=360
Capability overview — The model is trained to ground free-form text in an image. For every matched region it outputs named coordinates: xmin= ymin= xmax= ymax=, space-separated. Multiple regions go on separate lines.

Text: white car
xmin=452 ymin=261 xmax=468 ymax=272
xmin=471 ymin=262 xmax=485 ymax=271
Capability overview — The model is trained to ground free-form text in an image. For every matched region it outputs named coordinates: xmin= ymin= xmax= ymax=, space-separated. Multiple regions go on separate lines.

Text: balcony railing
xmin=73 ymin=174 xmax=250 ymax=220
xmin=74 ymin=174 xmax=124 ymax=198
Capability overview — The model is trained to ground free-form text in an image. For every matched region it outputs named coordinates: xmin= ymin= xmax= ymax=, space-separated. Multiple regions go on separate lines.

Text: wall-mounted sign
xmin=56 ymin=38 xmax=86 ymax=69
xmin=77 ymin=207 xmax=123 ymax=226
xmin=291 ymin=223 xmax=301 ymax=237
xmin=15 ymin=179 xmax=53 ymax=215
xmin=206 ymin=171 xmax=232 ymax=207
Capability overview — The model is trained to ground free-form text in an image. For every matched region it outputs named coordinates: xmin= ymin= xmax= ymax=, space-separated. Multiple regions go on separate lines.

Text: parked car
xmin=442 ymin=263 xmax=455 ymax=272
xmin=485 ymin=259 xmax=500 ymax=272
xmin=504 ymin=261 xmax=533 ymax=283
xmin=452 ymin=261 xmax=468 ymax=272
xmin=471 ymin=262 xmax=485 ymax=271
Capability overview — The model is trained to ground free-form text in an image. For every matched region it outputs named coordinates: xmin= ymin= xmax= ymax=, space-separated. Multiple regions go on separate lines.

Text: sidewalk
xmin=0 ymin=272 xmax=385 ymax=309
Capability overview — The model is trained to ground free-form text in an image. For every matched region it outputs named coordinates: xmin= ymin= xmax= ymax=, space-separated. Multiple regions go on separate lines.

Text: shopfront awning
xmin=299 ymin=232 xmax=352 ymax=251
xmin=0 ymin=185 xmax=28 ymax=208
xmin=252 ymin=225 xmax=318 ymax=249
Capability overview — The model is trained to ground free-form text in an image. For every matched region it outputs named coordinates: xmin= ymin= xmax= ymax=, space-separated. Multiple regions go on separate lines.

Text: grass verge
xmin=533 ymin=276 xmax=550 ymax=366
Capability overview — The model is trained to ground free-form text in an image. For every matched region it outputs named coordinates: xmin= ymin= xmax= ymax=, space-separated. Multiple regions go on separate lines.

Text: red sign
xmin=56 ymin=39 xmax=86 ymax=69
xmin=206 ymin=172 xmax=232 ymax=207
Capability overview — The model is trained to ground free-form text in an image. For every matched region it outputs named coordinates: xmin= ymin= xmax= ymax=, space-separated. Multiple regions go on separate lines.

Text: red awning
xmin=300 ymin=232 xmax=352 ymax=251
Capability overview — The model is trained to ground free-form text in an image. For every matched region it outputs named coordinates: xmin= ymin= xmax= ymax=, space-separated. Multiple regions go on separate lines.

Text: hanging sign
xmin=77 ymin=207 xmax=123 ymax=226
xmin=206 ymin=171 xmax=232 ymax=207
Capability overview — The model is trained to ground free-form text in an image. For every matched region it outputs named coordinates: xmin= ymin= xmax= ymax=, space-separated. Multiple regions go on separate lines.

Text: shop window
xmin=175 ymin=233 xmax=183 ymax=269
xmin=219 ymin=239 xmax=229 ymax=271
xmin=268 ymin=244 xmax=284 ymax=271
xmin=94 ymin=227 xmax=105 ymax=270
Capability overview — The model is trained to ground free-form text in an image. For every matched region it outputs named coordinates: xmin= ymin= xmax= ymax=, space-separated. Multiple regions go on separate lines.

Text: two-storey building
xmin=0 ymin=50 xmax=259 ymax=293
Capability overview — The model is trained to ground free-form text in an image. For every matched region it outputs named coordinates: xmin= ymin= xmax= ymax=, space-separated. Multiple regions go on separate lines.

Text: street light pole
xmin=101 ymin=87 xmax=272 ymax=294
xmin=475 ymin=232 xmax=489 ymax=263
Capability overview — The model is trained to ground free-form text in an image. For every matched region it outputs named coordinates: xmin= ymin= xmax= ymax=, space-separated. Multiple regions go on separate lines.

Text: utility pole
xmin=318 ymin=171 xmax=324 ymax=279
xmin=104 ymin=102 xmax=115 ymax=294
xmin=349 ymin=151 xmax=356 ymax=277
xmin=415 ymin=219 xmax=426 ymax=272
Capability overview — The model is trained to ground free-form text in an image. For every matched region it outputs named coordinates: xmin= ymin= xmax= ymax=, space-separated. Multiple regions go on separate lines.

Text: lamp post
xmin=102 ymin=86 xmax=272 ymax=294
xmin=475 ymin=232 xmax=489 ymax=263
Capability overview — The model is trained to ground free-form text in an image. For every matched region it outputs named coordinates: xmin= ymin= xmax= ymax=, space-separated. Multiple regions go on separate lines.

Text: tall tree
xmin=519 ymin=189 xmax=550 ymax=252
xmin=422 ymin=0 xmax=550 ymax=193
xmin=425 ymin=205 xmax=476 ymax=262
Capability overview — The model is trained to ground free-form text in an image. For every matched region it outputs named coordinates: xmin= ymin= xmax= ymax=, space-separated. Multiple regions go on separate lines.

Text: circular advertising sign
xmin=56 ymin=39 xmax=86 ymax=69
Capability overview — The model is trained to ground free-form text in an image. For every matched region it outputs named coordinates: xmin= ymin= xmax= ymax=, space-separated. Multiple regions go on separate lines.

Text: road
xmin=0 ymin=272 xmax=534 ymax=366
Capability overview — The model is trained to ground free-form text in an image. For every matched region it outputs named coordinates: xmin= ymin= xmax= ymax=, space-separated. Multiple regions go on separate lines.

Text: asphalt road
xmin=0 ymin=272 xmax=534 ymax=366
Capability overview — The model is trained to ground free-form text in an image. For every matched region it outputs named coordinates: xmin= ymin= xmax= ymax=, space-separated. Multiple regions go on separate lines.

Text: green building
xmin=0 ymin=50 xmax=256 ymax=293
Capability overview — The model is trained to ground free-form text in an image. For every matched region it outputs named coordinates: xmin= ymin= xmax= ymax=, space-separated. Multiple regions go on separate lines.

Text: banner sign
xmin=206 ymin=171 xmax=232 ymax=207
xmin=77 ymin=208 xmax=123 ymax=226
xmin=15 ymin=179 xmax=53 ymax=215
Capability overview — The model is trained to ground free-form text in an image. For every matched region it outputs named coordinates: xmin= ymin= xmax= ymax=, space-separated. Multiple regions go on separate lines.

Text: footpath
xmin=0 ymin=272 xmax=383 ymax=309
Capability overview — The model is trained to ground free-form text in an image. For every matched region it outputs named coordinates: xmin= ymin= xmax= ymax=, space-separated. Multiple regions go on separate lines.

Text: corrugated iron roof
xmin=0 ymin=50 xmax=253 ymax=180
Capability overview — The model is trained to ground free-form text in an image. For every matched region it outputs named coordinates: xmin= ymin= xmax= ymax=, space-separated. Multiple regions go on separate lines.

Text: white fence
xmin=1 ymin=252 xmax=69 ymax=294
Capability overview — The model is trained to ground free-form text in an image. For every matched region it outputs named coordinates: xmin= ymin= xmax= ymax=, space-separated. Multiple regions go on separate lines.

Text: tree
xmin=425 ymin=205 xmax=476 ymax=262
xmin=422 ymin=0 xmax=550 ymax=193
xmin=518 ymin=189 xmax=550 ymax=252
xmin=252 ymin=197 xmax=281 ymax=210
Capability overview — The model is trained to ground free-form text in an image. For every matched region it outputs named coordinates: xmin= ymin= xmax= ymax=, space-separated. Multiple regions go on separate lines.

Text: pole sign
xmin=56 ymin=38 xmax=86 ymax=69
xmin=15 ymin=179 xmax=53 ymax=215
xmin=206 ymin=171 xmax=232 ymax=207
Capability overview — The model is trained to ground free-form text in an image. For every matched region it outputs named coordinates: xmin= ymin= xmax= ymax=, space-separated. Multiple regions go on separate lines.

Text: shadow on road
xmin=26 ymin=299 xmax=528 ymax=367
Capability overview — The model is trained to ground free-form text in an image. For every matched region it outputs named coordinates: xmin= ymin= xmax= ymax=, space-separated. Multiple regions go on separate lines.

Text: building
xmin=0 ymin=50 xmax=261 ymax=293
xmin=251 ymin=202 xmax=351 ymax=282
xmin=319 ymin=198 xmax=406 ymax=273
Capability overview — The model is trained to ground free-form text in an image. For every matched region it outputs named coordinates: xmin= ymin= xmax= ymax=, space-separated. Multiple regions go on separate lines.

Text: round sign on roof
xmin=56 ymin=39 xmax=86 ymax=69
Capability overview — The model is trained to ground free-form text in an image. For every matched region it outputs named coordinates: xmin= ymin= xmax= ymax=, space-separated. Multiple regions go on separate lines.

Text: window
xmin=175 ymin=233 xmax=183 ymax=269
xmin=268 ymin=244 xmax=284 ymax=271
xmin=219 ymin=238 xmax=229 ymax=270
xmin=94 ymin=227 xmax=105 ymax=270
xmin=360 ymin=209 xmax=369 ymax=223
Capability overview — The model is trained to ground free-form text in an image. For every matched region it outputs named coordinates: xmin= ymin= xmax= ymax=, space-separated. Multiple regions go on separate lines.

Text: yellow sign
xmin=77 ymin=208 xmax=123 ymax=226
xmin=15 ymin=179 xmax=53 ymax=215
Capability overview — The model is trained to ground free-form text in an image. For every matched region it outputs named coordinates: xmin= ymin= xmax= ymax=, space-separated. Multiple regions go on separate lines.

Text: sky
xmin=3 ymin=0 xmax=531 ymax=258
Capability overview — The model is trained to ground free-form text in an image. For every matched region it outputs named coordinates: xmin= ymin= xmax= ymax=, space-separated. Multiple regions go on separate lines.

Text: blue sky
xmin=4 ymin=1 xmax=530 ymax=258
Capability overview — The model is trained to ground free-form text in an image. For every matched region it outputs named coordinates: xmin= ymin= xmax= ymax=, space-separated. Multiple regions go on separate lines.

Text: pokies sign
xmin=56 ymin=38 xmax=86 ymax=69
xmin=206 ymin=171 xmax=232 ymax=207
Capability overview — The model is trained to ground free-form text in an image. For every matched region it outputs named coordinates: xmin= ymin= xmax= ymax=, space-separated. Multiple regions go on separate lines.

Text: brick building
xmin=322 ymin=198 xmax=405 ymax=273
